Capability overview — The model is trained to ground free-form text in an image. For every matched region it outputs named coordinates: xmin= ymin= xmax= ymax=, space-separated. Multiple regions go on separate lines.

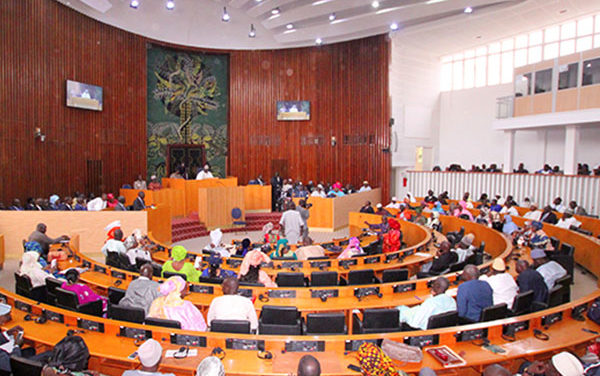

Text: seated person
xmin=432 ymin=202 xmax=446 ymax=215
xmin=475 ymin=207 xmax=491 ymax=227
xmin=125 ymin=230 xmax=153 ymax=265
xmin=337 ymin=237 xmax=364 ymax=259
xmin=28 ymin=223 xmax=69 ymax=258
xmin=147 ymin=175 xmax=162 ymax=191
xmin=358 ymin=181 xmax=372 ymax=192
xmin=530 ymin=248 xmax=567 ymax=290
xmin=375 ymin=203 xmax=392 ymax=216
xmin=412 ymin=206 xmax=427 ymax=225
xmin=397 ymin=277 xmax=456 ymax=330
xmin=270 ymin=239 xmax=297 ymax=259
xmin=359 ymin=201 xmax=374 ymax=214
xmin=482 ymin=365 xmax=511 ymax=376
xmin=479 ymin=258 xmax=518 ymax=309
xmin=499 ymin=202 xmax=518 ymax=216
xmin=396 ymin=205 xmax=412 ymax=221
xmin=556 ymin=209 xmax=582 ymax=229
xmin=382 ymin=218 xmax=402 ymax=253
xmin=0 ymin=303 xmax=27 ymax=373
xmin=23 ymin=241 xmax=48 ymax=267
xmin=297 ymin=355 xmax=321 ymax=376
xmin=18 ymin=251 xmax=55 ymax=288
xmin=203 ymin=229 xmax=230 ymax=258
xmin=528 ymin=221 xmax=551 ymax=250
xmin=123 ymin=339 xmax=175 ymax=376
xmin=457 ymin=264 xmax=493 ymax=323
xmin=453 ymin=234 xmax=476 ymax=263
xmin=550 ymin=197 xmax=565 ymax=213
xmin=262 ymin=223 xmax=279 ymax=246
xmin=119 ymin=263 xmax=161 ymax=315
xmin=519 ymin=351 xmax=583 ymax=376
xmin=206 ymin=277 xmax=258 ymax=332
xmin=195 ymin=356 xmax=225 ymax=376
xmin=569 ymin=200 xmax=587 ymax=216
xmin=238 ymin=249 xmax=277 ymax=287
xmin=201 ymin=254 xmax=236 ymax=280
xmin=424 ymin=190 xmax=437 ymax=204
xmin=148 ymin=276 xmax=207 ymax=331
xmin=502 ymin=215 xmax=520 ymax=236
xmin=427 ymin=241 xmax=458 ymax=276
xmin=515 ymin=259 xmax=548 ymax=304
xmin=327 ymin=183 xmax=345 ymax=197
xmin=426 ymin=211 xmax=442 ymax=231
xmin=523 ymin=203 xmax=542 ymax=221
xmin=385 ymin=197 xmax=401 ymax=209
xmin=235 ymin=238 xmax=252 ymax=257
xmin=102 ymin=228 xmax=127 ymax=257
xmin=161 ymin=245 xmax=200 ymax=283
xmin=489 ymin=199 xmax=502 ymax=212
xmin=540 ymin=205 xmax=558 ymax=224
xmin=455 ymin=201 xmax=474 ymax=221
xmin=295 ymin=239 xmax=326 ymax=260
xmin=61 ymin=269 xmax=108 ymax=311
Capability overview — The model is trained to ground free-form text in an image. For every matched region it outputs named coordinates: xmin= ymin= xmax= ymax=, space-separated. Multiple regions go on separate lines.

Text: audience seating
xmin=303 ymin=312 xmax=347 ymax=335
xmin=275 ymin=272 xmax=307 ymax=287
xmin=427 ymin=310 xmax=459 ymax=329
xmin=258 ymin=306 xmax=303 ymax=335
xmin=144 ymin=317 xmax=181 ymax=329
xmin=107 ymin=287 xmax=126 ymax=306
xmin=480 ymin=303 xmax=508 ymax=322
xmin=510 ymin=290 xmax=534 ymax=316
xmin=309 ymin=271 xmax=338 ymax=286
xmin=532 ymin=285 xmax=564 ymax=311
xmin=352 ymin=308 xmax=400 ymax=334
xmin=210 ymin=320 xmax=251 ymax=334
xmin=163 ymin=271 xmax=188 ymax=280
xmin=552 ymin=243 xmax=575 ymax=278
xmin=343 ymin=269 xmax=381 ymax=286
xmin=108 ymin=304 xmax=145 ymax=324
xmin=55 ymin=287 xmax=103 ymax=317
xmin=9 ymin=355 xmax=43 ymax=376
xmin=14 ymin=273 xmax=46 ymax=303
xmin=199 ymin=276 xmax=224 ymax=284
xmin=381 ymin=269 xmax=409 ymax=283
xmin=45 ymin=277 xmax=63 ymax=305
xmin=556 ymin=274 xmax=572 ymax=303
xmin=550 ymin=237 xmax=561 ymax=250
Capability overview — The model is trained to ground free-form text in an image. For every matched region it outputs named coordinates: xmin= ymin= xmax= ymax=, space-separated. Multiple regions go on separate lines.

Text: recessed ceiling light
xmin=316 ymin=37 xmax=323 ymax=45
xmin=271 ymin=7 xmax=280 ymax=15
xmin=329 ymin=12 xmax=336 ymax=21
xmin=371 ymin=1 xmax=380 ymax=8
xmin=559 ymin=9 xmax=567 ymax=14
xmin=255 ymin=0 xmax=262 ymax=2
xmin=390 ymin=22 xmax=399 ymax=31
xmin=222 ymin=7 xmax=230 ymax=22
xmin=286 ymin=23 xmax=294 ymax=30
xmin=130 ymin=0 xmax=139 ymax=9
xmin=166 ymin=0 xmax=174 ymax=10
xmin=249 ymin=24 xmax=256 ymax=38
xmin=464 ymin=6 xmax=473 ymax=13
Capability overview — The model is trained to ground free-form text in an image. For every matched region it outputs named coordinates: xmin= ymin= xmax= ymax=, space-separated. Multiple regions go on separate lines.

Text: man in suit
xmin=133 ymin=191 xmax=147 ymax=211
xmin=540 ymin=206 xmax=558 ymax=224
xmin=270 ymin=172 xmax=283 ymax=211
xmin=114 ymin=196 xmax=127 ymax=211
xmin=8 ymin=199 xmax=23 ymax=210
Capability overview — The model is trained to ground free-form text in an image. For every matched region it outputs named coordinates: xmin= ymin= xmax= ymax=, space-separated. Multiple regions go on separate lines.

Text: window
xmin=475 ymin=56 xmax=486 ymax=87
xmin=576 ymin=36 xmax=593 ymax=52
xmin=464 ymin=59 xmax=475 ymax=89
xmin=534 ymin=68 xmax=553 ymax=94
xmin=528 ymin=46 xmax=542 ymax=64
xmin=515 ymin=48 xmax=527 ymax=67
xmin=561 ymin=22 xmax=576 ymax=39
xmin=453 ymin=60 xmax=463 ymax=90
xmin=577 ymin=17 xmax=594 ymax=36
xmin=488 ymin=54 xmax=500 ymax=85
xmin=501 ymin=51 xmax=513 ymax=84
xmin=544 ymin=43 xmax=559 ymax=60
xmin=596 ymin=34 xmax=600 ymax=49
xmin=545 ymin=26 xmax=560 ymax=43
xmin=515 ymin=73 xmax=531 ymax=97
xmin=582 ymin=57 xmax=600 ymax=86
xmin=441 ymin=62 xmax=452 ymax=91
xmin=560 ymin=39 xmax=575 ymax=56
xmin=558 ymin=63 xmax=578 ymax=90
xmin=529 ymin=30 xmax=543 ymax=46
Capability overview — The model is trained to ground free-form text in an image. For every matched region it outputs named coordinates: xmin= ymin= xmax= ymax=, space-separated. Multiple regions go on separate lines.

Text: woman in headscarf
xmin=23 ymin=241 xmax=48 ymax=267
xmin=148 ymin=276 xmax=207 ymax=331
xmin=106 ymin=193 xmax=117 ymax=208
xmin=426 ymin=211 xmax=442 ymax=231
xmin=104 ymin=220 xmax=122 ymax=241
xmin=18 ymin=251 xmax=54 ymax=288
xmin=161 ymin=245 xmax=200 ymax=283
xmin=432 ymin=202 xmax=446 ymax=214
xmin=529 ymin=221 xmax=551 ymax=250
xmin=270 ymin=239 xmax=297 ymax=259
xmin=61 ymin=269 xmax=108 ymax=311
xmin=502 ymin=215 xmax=519 ymax=235
xmin=337 ymin=237 xmax=364 ymax=259
xmin=262 ymin=222 xmax=279 ymax=246
xmin=238 ymin=249 xmax=277 ymax=287
xmin=203 ymin=229 xmax=230 ymax=257
xmin=236 ymin=238 xmax=252 ymax=257
xmin=383 ymin=218 xmax=402 ymax=254
xmin=201 ymin=254 xmax=236 ymax=280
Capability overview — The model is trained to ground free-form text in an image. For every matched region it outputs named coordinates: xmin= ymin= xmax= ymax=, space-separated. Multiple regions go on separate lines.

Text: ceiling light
xmin=222 ymin=7 xmax=230 ymax=22
xmin=371 ymin=1 xmax=379 ymax=8
xmin=286 ymin=23 xmax=294 ymax=30
xmin=130 ymin=0 xmax=139 ymax=9
xmin=464 ymin=6 xmax=473 ymax=13
xmin=390 ymin=22 xmax=399 ymax=31
xmin=255 ymin=0 xmax=262 ymax=2
xmin=271 ymin=7 xmax=280 ymax=15
xmin=166 ymin=0 xmax=174 ymax=10
xmin=249 ymin=24 xmax=256 ymax=38
xmin=315 ymin=37 xmax=323 ymax=45
xmin=329 ymin=12 xmax=336 ymax=21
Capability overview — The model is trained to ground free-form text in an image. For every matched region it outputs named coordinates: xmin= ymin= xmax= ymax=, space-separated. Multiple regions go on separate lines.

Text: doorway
xmin=167 ymin=144 xmax=206 ymax=178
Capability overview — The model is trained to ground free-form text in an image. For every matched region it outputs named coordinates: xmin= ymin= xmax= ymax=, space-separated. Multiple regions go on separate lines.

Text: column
xmin=564 ymin=125 xmax=578 ymax=175
xmin=503 ymin=130 xmax=515 ymax=173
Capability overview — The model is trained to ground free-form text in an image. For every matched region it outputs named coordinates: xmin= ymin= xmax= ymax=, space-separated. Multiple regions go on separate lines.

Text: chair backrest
xmin=10 ymin=355 xmax=43 ymax=376
xmin=163 ymin=271 xmax=188 ymax=280
xmin=306 ymin=313 xmax=346 ymax=335
xmin=310 ymin=271 xmax=338 ymax=286
xmin=548 ymin=285 xmax=564 ymax=307
xmin=382 ymin=269 xmax=409 ymax=283
xmin=108 ymin=304 xmax=145 ymax=324
xmin=560 ymin=243 xmax=574 ymax=256
xmin=55 ymin=287 xmax=80 ymax=310
xmin=480 ymin=303 xmax=508 ymax=322
xmin=275 ymin=272 xmax=306 ymax=287
xmin=260 ymin=305 xmax=299 ymax=325
xmin=199 ymin=276 xmax=224 ymax=284
xmin=14 ymin=273 xmax=33 ymax=295
xmin=511 ymin=290 xmax=534 ymax=315
xmin=348 ymin=269 xmax=375 ymax=285
xmin=45 ymin=277 xmax=63 ymax=295
xmin=108 ymin=287 xmax=126 ymax=306
xmin=550 ymin=237 xmax=561 ymax=250
xmin=144 ymin=317 xmax=181 ymax=329
xmin=362 ymin=309 xmax=399 ymax=329
xmin=210 ymin=320 xmax=251 ymax=334
xmin=427 ymin=310 xmax=458 ymax=329
xmin=231 ymin=207 xmax=242 ymax=220
xmin=478 ymin=241 xmax=485 ymax=253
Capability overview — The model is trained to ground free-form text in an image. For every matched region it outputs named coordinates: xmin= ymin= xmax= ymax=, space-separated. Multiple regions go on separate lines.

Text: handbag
xmin=381 ymin=338 xmax=423 ymax=363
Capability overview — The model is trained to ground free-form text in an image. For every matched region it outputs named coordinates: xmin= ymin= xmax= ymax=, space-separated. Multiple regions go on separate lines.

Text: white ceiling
xmin=55 ymin=0 xmax=538 ymax=50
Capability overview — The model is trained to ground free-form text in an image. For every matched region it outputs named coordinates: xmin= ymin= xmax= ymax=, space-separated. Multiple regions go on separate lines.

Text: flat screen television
xmin=66 ymin=80 xmax=103 ymax=111
xmin=277 ymin=100 xmax=310 ymax=121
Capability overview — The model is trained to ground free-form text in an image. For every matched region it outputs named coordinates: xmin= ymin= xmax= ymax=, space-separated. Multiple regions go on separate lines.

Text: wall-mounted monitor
xmin=277 ymin=100 xmax=310 ymax=121
xmin=66 ymin=80 xmax=103 ymax=111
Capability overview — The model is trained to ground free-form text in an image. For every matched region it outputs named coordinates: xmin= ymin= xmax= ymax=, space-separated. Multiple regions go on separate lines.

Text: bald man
xmin=456 ymin=264 xmax=492 ymax=323
xmin=119 ymin=263 xmax=161 ymax=315
xmin=28 ymin=223 xmax=69 ymax=257
xmin=298 ymin=355 xmax=321 ymax=376
xmin=482 ymin=364 xmax=511 ymax=376
xmin=207 ymin=277 xmax=258 ymax=331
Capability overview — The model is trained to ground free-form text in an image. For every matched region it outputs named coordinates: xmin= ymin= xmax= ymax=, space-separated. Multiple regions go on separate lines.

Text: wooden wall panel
xmin=228 ymin=35 xmax=391 ymax=202
xmin=0 ymin=0 xmax=146 ymax=204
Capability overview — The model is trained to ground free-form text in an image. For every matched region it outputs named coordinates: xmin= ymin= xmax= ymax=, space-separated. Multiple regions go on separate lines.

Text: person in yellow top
xmin=161 ymin=245 xmax=199 ymax=283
